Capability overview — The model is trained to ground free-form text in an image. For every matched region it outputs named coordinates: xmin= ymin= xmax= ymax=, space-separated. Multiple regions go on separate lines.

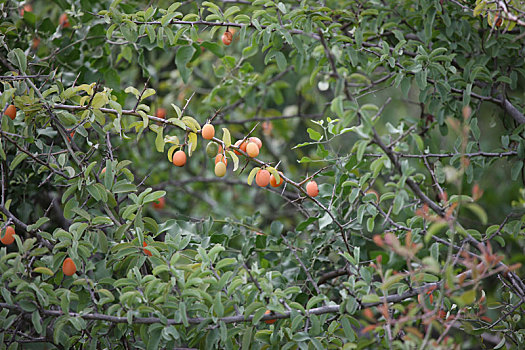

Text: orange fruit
xmin=215 ymin=162 xmax=226 ymax=177
xmin=4 ymin=105 xmax=16 ymax=120
xmin=246 ymin=142 xmax=259 ymax=157
xmin=20 ymin=4 xmax=32 ymax=16
xmin=62 ymin=258 xmax=76 ymax=276
xmin=264 ymin=310 xmax=276 ymax=324
xmin=143 ymin=241 xmax=152 ymax=256
xmin=156 ymin=108 xmax=167 ymax=120
xmin=494 ymin=14 xmax=503 ymax=27
xmin=215 ymin=154 xmax=227 ymax=166
xmin=172 ymin=150 xmax=187 ymax=167
xmin=233 ymin=140 xmax=247 ymax=155
xmin=222 ymin=31 xmax=233 ymax=45
xmin=152 ymin=197 xmax=165 ymax=209
xmin=1 ymin=226 xmax=15 ymax=245
xmin=59 ymin=13 xmax=70 ymax=28
xmin=100 ymin=167 xmax=106 ymax=176
xmin=202 ymin=123 xmax=215 ymax=140
xmin=270 ymin=172 xmax=283 ymax=187
xmin=32 ymin=37 xmax=40 ymax=50
xmin=306 ymin=181 xmax=319 ymax=197
xmin=255 ymin=169 xmax=270 ymax=187
xmin=249 ymin=137 xmax=262 ymax=149
xmin=262 ymin=121 xmax=273 ymax=136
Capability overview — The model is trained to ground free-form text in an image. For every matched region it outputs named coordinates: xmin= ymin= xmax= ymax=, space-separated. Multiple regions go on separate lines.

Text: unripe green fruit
xmin=206 ymin=142 xmax=219 ymax=158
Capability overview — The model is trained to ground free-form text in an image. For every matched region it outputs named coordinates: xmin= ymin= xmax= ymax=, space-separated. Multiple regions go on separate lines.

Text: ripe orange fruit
xmin=4 ymin=105 xmax=16 ymax=120
xmin=306 ymin=181 xmax=319 ymax=197
xmin=255 ymin=169 xmax=270 ymax=187
xmin=156 ymin=108 xmax=167 ymax=120
xmin=62 ymin=258 xmax=76 ymax=276
xmin=59 ymin=13 xmax=70 ymax=28
xmin=494 ymin=14 xmax=503 ymax=27
xmin=246 ymin=142 xmax=259 ymax=157
xmin=233 ymin=140 xmax=247 ymax=155
xmin=32 ymin=37 xmax=40 ymax=50
xmin=270 ymin=172 xmax=283 ymax=187
xmin=222 ymin=31 xmax=233 ymax=45
xmin=249 ymin=137 xmax=262 ymax=149
xmin=152 ymin=197 xmax=165 ymax=210
xmin=1 ymin=226 xmax=15 ymax=245
xmin=202 ymin=123 xmax=215 ymax=140
xmin=20 ymin=4 xmax=32 ymax=16
xmin=215 ymin=161 xmax=226 ymax=177
xmin=264 ymin=310 xmax=276 ymax=324
xmin=262 ymin=121 xmax=273 ymax=136
xmin=143 ymin=241 xmax=152 ymax=256
xmin=172 ymin=150 xmax=187 ymax=167
xmin=100 ymin=167 xmax=106 ymax=176
xmin=215 ymin=154 xmax=227 ymax=166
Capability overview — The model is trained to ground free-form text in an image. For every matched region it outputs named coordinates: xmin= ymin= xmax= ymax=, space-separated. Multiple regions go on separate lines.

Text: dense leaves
xmin=1 ymin=0 xmax=525 ymax=349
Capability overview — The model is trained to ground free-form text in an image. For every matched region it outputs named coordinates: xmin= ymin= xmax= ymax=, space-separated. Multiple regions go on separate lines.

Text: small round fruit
xmin=1 ymin=226 xmax=15 ymax=245
xmin=172 ymin=150 xmax=187 ymax=167
xmin=206 ymin=142 xmax=219 ymax=157
xmin=59 ymin=13 xmax=70 ymax=28
xmin=152 ymin=197 xmax=165 ymax=210
xmin=156 ymin=108 xmax=167 ymax=120
xmin=222 ymin=31 xmax=233 ymax=45
xmin=246 ymin=142 xmax=259 ymax=157
xmin=62 ymin=258 xmax=76 ymax=276
xmin=4 ymin=105 xmax=16 ymax=120
xmin=255 ymin=169 xmax=270 ymax=187
xmin=100 ymin=167 xmax=106 ymax=176
xmin=215 ymin=154 xmax=227 ymax=166
xmin=20 ymin=4 xmax=32 ymax=16
xmin=215 ymin=161 xmax=227 ymax=177
xmin=143 ymin=242 xmax=152 ymax=256
xmin=202 ymin=123 xmax=215 ymax=140
xmin=234 ymin=140 xmax=247 ymax=155
xmin=264 ymin=310 xmax=276 ymax=324
xmin=306 ymin=180 xmax=319 ymax=197
xmin=270 ymin=172 xmax=284 ymax=187
xmin=249 ymin=137 xmax=262 ymax=149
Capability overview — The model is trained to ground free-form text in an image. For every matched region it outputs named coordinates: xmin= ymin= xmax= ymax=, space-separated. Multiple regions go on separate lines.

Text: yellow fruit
xmin=215 ymin=162 xmax=227 ymax=177
xmin=202 ymin=123 xmax=215 ymax=140
xmin=255 ymin=169 xmax=270 ymax=187
xmin=246 ymin=142 xmax=259 ymax=157
xmin=306 ymin=181 xmax=319 ymax=197
xmin=172 ymin=150 xmax=187 ymax=167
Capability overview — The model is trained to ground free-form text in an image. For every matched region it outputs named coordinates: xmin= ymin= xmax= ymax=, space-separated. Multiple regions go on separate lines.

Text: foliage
xmin=1 ymin=0 xmax=525 ymax=349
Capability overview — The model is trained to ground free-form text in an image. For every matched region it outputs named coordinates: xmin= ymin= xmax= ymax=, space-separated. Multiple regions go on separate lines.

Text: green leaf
xmin=9 ymin=153 xmax=29 ymax=170
xmin=222 ymin=128 xmax=231 ymax=148
xmin=155 ymin=128 xmax=164 ymax=152
xmin=175 ymin=46 xmax=196 ymax=84
xmin=247 ymin=167 xmax=260 ymax=186
xmin=8 ymin=48 xmax=27 ymax=73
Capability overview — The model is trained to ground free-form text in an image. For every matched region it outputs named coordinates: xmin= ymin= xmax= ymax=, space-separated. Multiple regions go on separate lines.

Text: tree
xmin=1 ymin=0 xmax=525 ymax=348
